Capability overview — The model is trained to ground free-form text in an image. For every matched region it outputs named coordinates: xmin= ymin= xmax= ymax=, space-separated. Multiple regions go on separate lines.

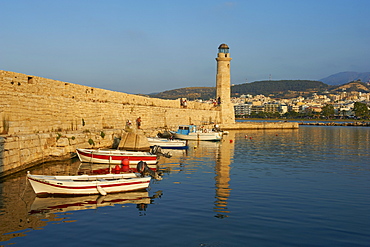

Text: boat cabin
xmin=176 ymin=125 xmax=197 ymax=135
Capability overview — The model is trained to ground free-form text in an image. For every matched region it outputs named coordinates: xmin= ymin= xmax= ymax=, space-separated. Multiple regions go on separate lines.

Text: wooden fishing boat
xmin=77 ymin=162 xmax=159 ymax=174
xmin=76 ymin=148 xmax=158 ymax=165
xmin=170 ymin=125 xmax=223 ymax=141
xmin=147 ymin=137 xmax=188 ymax=149
xmin=27 ymin=171 xmax=151 ymax=196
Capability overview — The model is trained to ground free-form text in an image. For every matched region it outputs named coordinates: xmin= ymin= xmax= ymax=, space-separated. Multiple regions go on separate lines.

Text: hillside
xmin=149 ymin=80 xmax=330 ymax=100
xmin=331 ymin=80 xmax=370 ymax=93
xmin=148 ymin=80 xmax=370 ymax=100
xmin=231 ymin=80 xmax=328 ymax=98
xmin=320 ymin=72 xmax=370 ymax=85
xmin=149 ymin=87 xmax=215 ymax=100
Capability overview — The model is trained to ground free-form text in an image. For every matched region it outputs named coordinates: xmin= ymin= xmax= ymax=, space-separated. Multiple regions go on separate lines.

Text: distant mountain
xmin=320 ymin=72 xmax=370 ymax=85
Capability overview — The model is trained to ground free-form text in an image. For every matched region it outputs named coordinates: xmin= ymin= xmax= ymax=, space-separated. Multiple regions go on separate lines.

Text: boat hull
xmin=76 ymin=148 xmax=158 ymax=165
xmin=172 ymin=132 xmax=222 ymax=141
xmin=147 ymin=138 xmax=188 ymax=149
xmin=27 ymin=173 xmax=151 ymax=196
xmin=78 ymin=163 xmax=159 ymax=174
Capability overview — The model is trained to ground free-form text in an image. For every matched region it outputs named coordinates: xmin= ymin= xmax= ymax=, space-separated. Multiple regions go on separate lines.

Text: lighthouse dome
xmin=218 ymin=44 xmax=229 ymax=53
xmin=218 ymin=44 xmax=229 ymax=49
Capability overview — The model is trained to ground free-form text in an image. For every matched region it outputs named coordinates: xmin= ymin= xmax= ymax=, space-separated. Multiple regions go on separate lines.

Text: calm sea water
xmin=1 ymin=126 xmax=369 ymax=247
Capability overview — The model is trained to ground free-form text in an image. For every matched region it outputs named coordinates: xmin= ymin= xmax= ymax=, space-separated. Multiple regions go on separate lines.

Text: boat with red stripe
xmin=76 ymin=148 xmax=158 ymax=165
xmin=27 ymin=171 xmax=151 ymax=196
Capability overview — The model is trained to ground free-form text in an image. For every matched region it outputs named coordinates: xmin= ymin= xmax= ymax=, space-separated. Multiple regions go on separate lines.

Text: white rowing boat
xmin=27 ymin=171 xmax=151 ymax=196
xmin=147 ymin=137 xmax=188 ymax=149
xmin=76 ymin=148 xmax=158 ymax=165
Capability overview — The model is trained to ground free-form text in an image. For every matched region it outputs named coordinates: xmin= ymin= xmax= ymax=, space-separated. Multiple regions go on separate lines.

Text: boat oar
xmin=96 ymin=180 xmax=107 ymax=196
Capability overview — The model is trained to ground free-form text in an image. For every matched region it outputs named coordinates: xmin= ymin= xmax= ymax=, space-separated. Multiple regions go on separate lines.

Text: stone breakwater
xmin=0 ymin=70 xmax=219 ymax=135
xmin=0 ymin=129 xmax=125 ymax=177
xmin=0 ymin=70 xmax=222 ymax=177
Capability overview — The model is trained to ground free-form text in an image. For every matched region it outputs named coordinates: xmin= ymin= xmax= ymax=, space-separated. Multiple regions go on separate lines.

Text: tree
xmin=283 ymin=111 xmax=299 ymax=118
xmin=321 ymin=104 xmax=335 ymax=118
xmin=353 ymin=102 xmax=369 ymax=119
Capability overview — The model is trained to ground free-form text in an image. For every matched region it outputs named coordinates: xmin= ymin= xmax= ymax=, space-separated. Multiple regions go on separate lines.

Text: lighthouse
xmin=216 ymin=44 xmax=235 ymax=124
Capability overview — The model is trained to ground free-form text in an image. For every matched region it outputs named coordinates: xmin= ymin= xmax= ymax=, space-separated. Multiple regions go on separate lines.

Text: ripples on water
xmin=0 ymin=126 xmax=369 ymax=246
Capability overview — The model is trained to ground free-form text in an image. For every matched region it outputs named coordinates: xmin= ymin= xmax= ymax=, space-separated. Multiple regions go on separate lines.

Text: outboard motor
xmin=151 ymin=145 xmax=172 ymax=158
xmin=151 ymin=145 xmax=161 ymax=155
xmin=137 ymin=161 xmax=162 ymax=180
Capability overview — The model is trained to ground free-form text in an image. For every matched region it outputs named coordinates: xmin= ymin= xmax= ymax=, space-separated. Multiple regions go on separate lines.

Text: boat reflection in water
xmin=29 ymin=190 xmax=160 ymax=215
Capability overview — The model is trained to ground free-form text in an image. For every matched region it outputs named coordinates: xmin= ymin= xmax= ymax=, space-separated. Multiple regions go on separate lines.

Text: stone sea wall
xmin=0 ymin=70 xmax=220 ymax=177
xmin=0 ymin=70 xmax=219 ymax=135
xmin=0 ymin=129 xmax=127 ymax=177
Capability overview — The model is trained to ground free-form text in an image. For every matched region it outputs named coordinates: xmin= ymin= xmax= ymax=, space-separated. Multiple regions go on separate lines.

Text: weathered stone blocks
xmin=1 ymin=70 xmax=219 ymax=136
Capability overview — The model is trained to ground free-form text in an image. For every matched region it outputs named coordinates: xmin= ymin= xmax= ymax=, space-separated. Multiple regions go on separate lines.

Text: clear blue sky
xmin=1 ymin=0 xmax=369 ymax=94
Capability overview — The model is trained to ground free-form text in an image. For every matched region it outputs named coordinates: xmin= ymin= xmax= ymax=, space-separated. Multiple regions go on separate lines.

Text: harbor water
xmin=0 ymin=125 xmax=369 ymax=246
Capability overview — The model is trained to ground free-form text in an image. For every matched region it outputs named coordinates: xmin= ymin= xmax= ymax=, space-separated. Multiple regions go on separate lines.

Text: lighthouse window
xmin=225 ymin=54 xmax=228 ymax=57
xmin=218 ymin=48 xmax=229 ymax=53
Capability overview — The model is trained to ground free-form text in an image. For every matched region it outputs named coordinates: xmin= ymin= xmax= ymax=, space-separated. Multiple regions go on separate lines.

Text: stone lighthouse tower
xmin=216 ymin=43 xmax=235 ymax=124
